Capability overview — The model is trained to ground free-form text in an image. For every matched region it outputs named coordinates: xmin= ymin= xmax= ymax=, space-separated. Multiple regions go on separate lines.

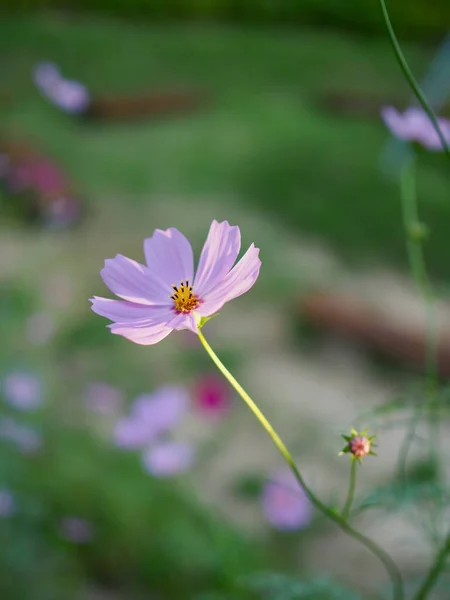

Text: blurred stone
xmin=300 ymin=291 xmax=450 ymax=378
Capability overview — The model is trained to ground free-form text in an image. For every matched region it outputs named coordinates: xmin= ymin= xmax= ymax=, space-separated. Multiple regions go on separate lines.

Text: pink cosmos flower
xmin=90 ymin=220 xmax=261 ymax=345
xmin=261 ymin=469 xmax=313 ymax=532
xmin=194 ymin=374 xmax=230 ymax=418
xmin=381 ymin=106 xmax=450 ymax=151
xmin=2 ymin=371 xmax=43 ymax=411
xmin=142 ymin=441 xmax=195 ymax=477
xmin=33 ymin=62 xmax=91 ymax=114
xmin=34 ymin=62 xmax=60 ymax=89
xmin=114 ymin=386 xmax=188 ymax=449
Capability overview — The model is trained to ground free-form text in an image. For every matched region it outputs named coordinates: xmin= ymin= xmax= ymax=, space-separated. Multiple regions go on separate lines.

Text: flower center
xmin=170 ymin=280 xmax=200 ymax=314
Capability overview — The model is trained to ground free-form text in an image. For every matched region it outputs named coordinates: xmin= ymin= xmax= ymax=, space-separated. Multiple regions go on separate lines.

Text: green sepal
xmin=197 ymin=313 xmax=220 ymax=329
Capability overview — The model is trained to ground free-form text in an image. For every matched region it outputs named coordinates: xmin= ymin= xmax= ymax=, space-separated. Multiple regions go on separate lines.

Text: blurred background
xmin=1 ymin=1 xmax=450 ymax=599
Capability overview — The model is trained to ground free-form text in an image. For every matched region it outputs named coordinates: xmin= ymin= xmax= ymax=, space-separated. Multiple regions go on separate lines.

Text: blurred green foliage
xmin=1 ymin=16 xmax=449 ymax=280
xmin=242 ymin=572 xmax=362 ymax=600
xmin=1 ymin=0 xmax=449 ymax=38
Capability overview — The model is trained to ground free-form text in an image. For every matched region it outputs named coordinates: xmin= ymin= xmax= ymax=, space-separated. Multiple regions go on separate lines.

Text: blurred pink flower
xmin=113 ymin=416 xmax=157 ymax=449
xmin=261 ymin=469 xmax=312 ymax=532
xmin=132 ymin=386 xmax=189 ymax=430
xmin=2 ymin=371 xmax=43 ymax=411
xmin=0 ymin=418 xmax=42 ymax=454
xmin=83 ymin=381 xmax=124 ymax=415
xmin=34 ymin=61 xmax=59 ymax=88
xmin=381 ymin=106 xmax=450 ymax=151
xmin=0 ymin=489 xmax=15 ymax=517
xmin=194 ymin=374 xmax=230 ymax=418
xmin=113 ymin=385 xmax=188 ymax=449
xmin=26 ymin=311 xmax=56 ymax=346
xmin=91 ymin=220 xmax=261 ymax=345
xmin=34 ymin=62 xmax=90 ymax=114
xmin=142 ymin=441 xmax=195 ymax=478
xmin=60 ymin=517 xmax=94 ymax=544
xmin=8 ymin=159 xmax=69 ymax=196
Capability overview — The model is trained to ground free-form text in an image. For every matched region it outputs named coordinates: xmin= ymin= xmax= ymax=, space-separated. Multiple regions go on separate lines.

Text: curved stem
xmin=197 ymin=329 xmax=404 ymax=600
xmin=397 ymin=159 xmax=439 ymax=480
xmin=342 ymin=459 xmax=358 ymax=520
xmin=378 ymin=0 xmax=450 ymax=160
xmin=413 ymin=532 xmax=450 ymax=600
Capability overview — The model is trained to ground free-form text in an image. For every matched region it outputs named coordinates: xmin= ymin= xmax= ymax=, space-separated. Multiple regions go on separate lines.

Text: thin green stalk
xmin=342 ymin=459 xmax=358 ymax=520
xmin=397 ymin=160 xmax=439 ymax=481
xmin=378 ymin=0 xmax=450 ymax=160
xmin=197 ymin=328 xmax=404 ymax=600
xmin=400 ymin=158 xmax=428 ymax=294
xmin=413 ymin=532 xmax=450 ymax=600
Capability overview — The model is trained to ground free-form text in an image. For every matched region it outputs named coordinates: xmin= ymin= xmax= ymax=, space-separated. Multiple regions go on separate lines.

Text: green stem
xmin=378 ymin=0 xmax=450 ymax=160
xmin=197 ymin=328 xmax=404 ymax=600
xmin=400 ymin=158 xmax=428 ymax=294
xmin=397 ymin=159 xmax=439 ymax=481
xmin=413 ymin=532 xmax=450 ymax=600
xmin=342 ymin=459 xmax=358 ymax=520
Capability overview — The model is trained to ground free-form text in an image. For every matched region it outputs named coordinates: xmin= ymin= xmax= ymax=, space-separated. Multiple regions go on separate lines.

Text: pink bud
xmin=349 ymin=436 xmax=371 ymax=458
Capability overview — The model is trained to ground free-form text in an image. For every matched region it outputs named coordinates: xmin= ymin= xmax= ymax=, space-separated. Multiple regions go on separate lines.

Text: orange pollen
xmin=170 ymin=280 xmax=200 ymax=313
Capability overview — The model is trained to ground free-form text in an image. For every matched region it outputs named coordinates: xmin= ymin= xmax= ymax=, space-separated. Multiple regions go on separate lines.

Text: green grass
xmin=0 ymin=13 xmax=448 ymax=279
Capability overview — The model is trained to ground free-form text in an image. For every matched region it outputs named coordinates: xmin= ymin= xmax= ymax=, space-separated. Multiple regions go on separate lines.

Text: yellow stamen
xmin=170 ymin=280 xmax=200 ymax=313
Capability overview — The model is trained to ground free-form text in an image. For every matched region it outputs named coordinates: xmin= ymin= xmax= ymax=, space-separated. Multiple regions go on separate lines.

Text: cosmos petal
xmin=194 ymin=220 xmax=241 ymax=296
xmin=90 ymin=297 xmax=172 ymax=324
xmin=197 ymin=244 xmax=261 ymax=316
xmin=100 ymin=254 xmax=169 ymax=305
xmin=109 ymin=322 xmax=172 ymax=345
xmin=144 ymin=228 xmax=194 ymax=288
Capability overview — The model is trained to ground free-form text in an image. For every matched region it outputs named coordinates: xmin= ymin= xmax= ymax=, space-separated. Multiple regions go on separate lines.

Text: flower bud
xmin=349 ymin=435 xmax=371 ymax=458
xmin=339 ymin=428 xmax=376 ymax=462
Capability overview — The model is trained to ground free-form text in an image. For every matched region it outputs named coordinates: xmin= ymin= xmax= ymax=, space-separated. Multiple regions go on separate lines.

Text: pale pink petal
xmin=142 ymin=442 xmax=195 ymax=478
xmin=114 ymin=416 xmax=157 ymax=448
xmin=34 ymin=62 xmax=60 ymax=88
xmin=90 ymin=297 xmax=172 ymax=324
xmin=194 ymin=221 xmax=241 ymax=296
xmin=381 ymin=106 xmax=410 ymax=140
xmin=109 ymin=322 xmax=172 ymax=346
xmin=101 ymin=254 xmax=168 ymax=304
xmin=168 ymin=311 xmax=198 ymax=333
xmin=132 ymin=386 xmax=189 ymax=433
xmin=144 ymin=228 xmax=194 ymax=288
xmin=415 ymin=116 xmax=450 ymax=150
xmin=261 ymin=469 xmax=312 ymax=531
xmin=382 ymin=106 xmax=450 ymax=151
xmin=197 ymin=244 xmax=261 ymax=316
